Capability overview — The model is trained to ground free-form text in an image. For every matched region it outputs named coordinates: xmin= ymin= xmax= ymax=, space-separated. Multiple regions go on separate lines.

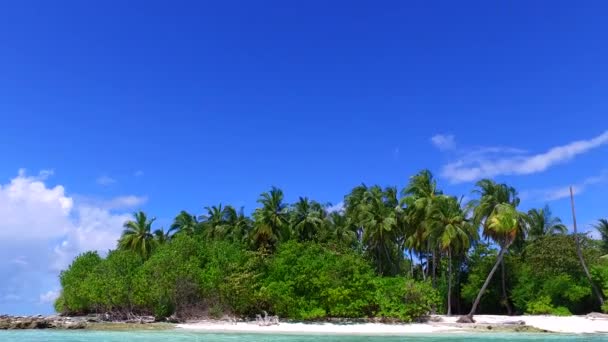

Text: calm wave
xmin=0 ymin=331 xmax=606 ymax=342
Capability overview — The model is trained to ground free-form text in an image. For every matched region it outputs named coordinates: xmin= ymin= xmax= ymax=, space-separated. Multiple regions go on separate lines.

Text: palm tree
xmin=250 ymin=187 xmax=290 ymax=252
xmin=224 ymin=206 xmax=252 ymax=244
xmin=402 ymin=170 xmax=441 ymax=284
xmin=200 ymin=204 xmax=230 ymax=240
xmin=153 ymin=228 xmax=171 ymax=245
xmin=291 ymin=197 xmax=325 ymax=242
xmin=357 ymin=186 xmax=399 ymax=275
xmin=470 ymin=179 xmax=520 ymax=315
xmin=459 ymin=203 xmax=521 ymax=322
xmin=326 ymin=211 xmax=357 ymax=247
xmin=594 ymin=218 xmax=608 ymax=254
xmin=525 ymin=205 xmax=567 ymax=240
xmin=428 ymin=196 xmax=476 ymax=315
xmin=118 ymin=211 xmax=156 ymax=259
xmin=169 ymin=210 xmax=200 ymax=236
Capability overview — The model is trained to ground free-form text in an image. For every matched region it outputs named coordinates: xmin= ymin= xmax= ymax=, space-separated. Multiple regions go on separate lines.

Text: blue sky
xmin=1 ymin=1 xmax=607 ymax=314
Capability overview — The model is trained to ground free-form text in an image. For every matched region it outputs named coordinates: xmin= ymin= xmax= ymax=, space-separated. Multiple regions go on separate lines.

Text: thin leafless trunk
xmin=447 ymin=250 xmax=452 ymax=315
xmin=501 ymin=259 xmax=513 ymax=315
xmin=570 ymin=186 xmax=604 ymax=306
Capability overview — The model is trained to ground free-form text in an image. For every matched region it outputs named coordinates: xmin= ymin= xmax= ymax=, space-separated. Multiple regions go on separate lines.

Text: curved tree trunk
xmin=501 ymin=259 xmax=513 ymax=315
xmin=570 ymin=187 xmax=605 ymax=306
xmin=447 ymin=250 xmax=452 ymax=316
xmin=460 ymin=243 xmax=511 ymax=322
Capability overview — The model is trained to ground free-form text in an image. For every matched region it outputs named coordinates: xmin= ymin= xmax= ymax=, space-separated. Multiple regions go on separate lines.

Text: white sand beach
xmin=177 ymin=314 xmax=608 ymax=335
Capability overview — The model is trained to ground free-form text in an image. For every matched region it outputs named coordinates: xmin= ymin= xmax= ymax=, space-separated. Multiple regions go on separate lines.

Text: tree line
xmin=55 ymin=170 xmax=608 ymax=322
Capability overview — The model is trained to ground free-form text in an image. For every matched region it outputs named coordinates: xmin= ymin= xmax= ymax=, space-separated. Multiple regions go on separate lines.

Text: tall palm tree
xmin=525 ymin=205 xmax=567 ymax=240
xmin=357 ymin=186 xmax=399 ymax=275
xmin=344 ymin=184 xmax=369 ymax=244
xmin=250 ymin=187 xmax=290 ymax=252
xmin=460 ymin=203 xmax=521 ymax=322
xmin=594 ymin=218 xmax=608 ymax=254
xmin=470 ymin=179 xmax=521 ymax=315
xmin=169 ymin=210 xmax=200 ymax=236
xmin=428 ymin=196 xmax=476 ymax=315
xmin=291 ymin=197 xmax=325 ymax=242
xmin=402 ymin=170 xmax=441 ymax=283
xmin=118 ymin=211 xmax=156 ymax=259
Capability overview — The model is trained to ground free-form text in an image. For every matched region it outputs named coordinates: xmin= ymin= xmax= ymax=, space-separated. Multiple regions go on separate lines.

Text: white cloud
xmin=75 ymin=195 xmax=148 ymax=211
xmin=96 ymin=175 xmax=116 ymax=186
xmin=104 ymin=195 xmax=147 ymax=210
xmin=430 ymin=134 xmax=456 ymax=151
xmin=11 ymin=256 xmax=28 ymax=266
xmin=1 ymin=294 xmax=21 ymax=302
xmin=39 ymin=290 xmax=59 ymax=304
xmin=440 ymin=130 xmax=608 ymax=183
xmin=326 ymin=202 xmax=345 ymax=213
xmin=0 ymin=170 xmax=138 ymax=313
xmin=522 ymin=170 xmax=608 ymax=202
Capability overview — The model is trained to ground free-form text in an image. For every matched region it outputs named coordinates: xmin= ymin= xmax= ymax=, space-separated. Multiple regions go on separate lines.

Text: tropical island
xmin=49 ymin=170 xmax=608 ymax=334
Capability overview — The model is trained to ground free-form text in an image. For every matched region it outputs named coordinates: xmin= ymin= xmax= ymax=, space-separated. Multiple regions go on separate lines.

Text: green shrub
xmin=373 ymin=278 xmax=439 ymax=322
xmin=260 ymin=241 xmax=376 ymax=319
xmin=56 ymin=251 xmax=103 ymax=314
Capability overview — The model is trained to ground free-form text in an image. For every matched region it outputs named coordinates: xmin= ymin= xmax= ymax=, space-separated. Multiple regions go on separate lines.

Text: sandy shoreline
xmin=176 ymin=314 xmax=608 ymax=335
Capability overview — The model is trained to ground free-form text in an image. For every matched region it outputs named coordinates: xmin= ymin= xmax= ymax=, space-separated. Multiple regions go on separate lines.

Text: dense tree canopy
xmin=56 ymin=171 xmax=608 ymax=322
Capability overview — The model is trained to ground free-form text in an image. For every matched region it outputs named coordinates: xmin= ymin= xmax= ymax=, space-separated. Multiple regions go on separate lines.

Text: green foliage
xmin=460 ymin=244 xmax=503 ymax=312
xmin=132 ymin=234 xmax=205 ymax=318
xmin=373 ymin=278 xmax=439 ymax=322
xmin=260 ymin=241 xmax=376 ymax=319
xmin=511 ymin=235 xmax=598 ymax=315
xmin=526 ymin=295 xmax=571 ymax=316
xmin=56 ymin=251 xmax=102 ymax=314
xmin=55 ymin=174 xmax=608 ymax=320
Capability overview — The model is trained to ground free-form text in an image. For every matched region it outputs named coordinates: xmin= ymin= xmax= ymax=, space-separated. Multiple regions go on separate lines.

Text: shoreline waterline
xmin=176 ymin=315 xmax=608 ymax=335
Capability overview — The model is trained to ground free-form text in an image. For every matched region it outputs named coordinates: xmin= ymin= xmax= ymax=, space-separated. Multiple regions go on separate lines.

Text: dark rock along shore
xmin=0 ymin=315 xmax=87 ymax=330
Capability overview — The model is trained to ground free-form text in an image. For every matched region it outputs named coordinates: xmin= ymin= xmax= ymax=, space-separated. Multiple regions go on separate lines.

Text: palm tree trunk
xmin=570 ymin=187 xmax=605 ymax=306
xmin=463 ymin=244 xmax=510 ymax=321
xmin=421 ymin=252 xmax=427 ymax=281
xmin=447 ymin=250 xmax=452 ymax=316
xmin=409 ymin=249 xmax=414 ymax=278
xmin=432 ymin=249 xmax=437 ymax=288
xmin=501 ymin=259 xmax=513 ymax=315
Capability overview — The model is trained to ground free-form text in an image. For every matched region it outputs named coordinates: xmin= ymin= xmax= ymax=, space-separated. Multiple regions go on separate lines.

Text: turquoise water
xmin=0 ymin=331 xmax=606 ymax=342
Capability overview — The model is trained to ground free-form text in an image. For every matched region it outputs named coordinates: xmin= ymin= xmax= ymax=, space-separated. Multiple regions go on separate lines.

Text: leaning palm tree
xmin=525 ymin=205 xmax=567 ymax=240
xmin=428 ymin=196 xmax=477 ymax=315
xmin=250 ymin=187 xmax=290 ymax=252
xmin=594 ymin=218 xmax=608 ymax=254
xmin=459 ymin=203 xmax=521 ymax=322
xmin=470 ymin=179 xmax=521 ymax=315
xmin=118 ymin=211 xmax=156 ymax=259
xmin=169 ymin=210 xmax=200 ymax=236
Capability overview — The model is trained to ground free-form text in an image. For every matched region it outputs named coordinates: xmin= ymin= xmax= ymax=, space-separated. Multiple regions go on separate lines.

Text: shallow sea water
xmin=0 ymin=331 xmax=607 ymax=342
